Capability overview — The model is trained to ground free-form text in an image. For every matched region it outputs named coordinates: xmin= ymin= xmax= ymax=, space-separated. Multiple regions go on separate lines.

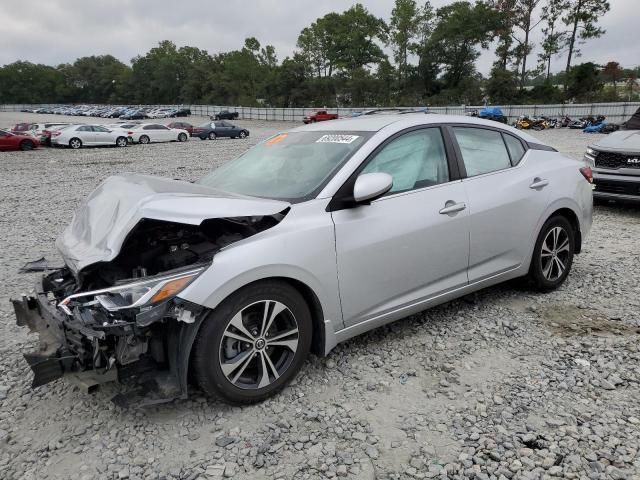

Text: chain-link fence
xmin=3 ymin=102 xmax=639 ymax=124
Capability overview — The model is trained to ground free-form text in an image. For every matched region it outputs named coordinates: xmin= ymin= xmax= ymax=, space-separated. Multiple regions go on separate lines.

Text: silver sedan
xmin=13 ymin=114 xmax=593 ymax=405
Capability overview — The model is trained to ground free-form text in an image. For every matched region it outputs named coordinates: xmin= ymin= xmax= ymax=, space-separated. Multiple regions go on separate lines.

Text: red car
xmin=303 ymin=110 xmax=339 ymax=124
xmin=0 ymin=129 xmax=40 ymax=151
xmin=168 ymin=121 xmax=194 ymax=136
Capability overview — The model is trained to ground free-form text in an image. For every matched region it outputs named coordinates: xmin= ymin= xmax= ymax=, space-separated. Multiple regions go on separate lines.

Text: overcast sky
xmin=1 ymin=0 xmax=636 ymax=75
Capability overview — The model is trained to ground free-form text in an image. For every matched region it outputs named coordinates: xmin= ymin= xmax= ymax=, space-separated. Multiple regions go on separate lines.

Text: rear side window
xmin=503 ymin=134 xmax=526 ymax=165
xmin=453 ymin=127 xmax=511 ymax=177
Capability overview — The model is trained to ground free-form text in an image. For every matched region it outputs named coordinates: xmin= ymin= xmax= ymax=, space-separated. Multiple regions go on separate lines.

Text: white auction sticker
xmin=316 ymin=134 xmax=360 ymax=144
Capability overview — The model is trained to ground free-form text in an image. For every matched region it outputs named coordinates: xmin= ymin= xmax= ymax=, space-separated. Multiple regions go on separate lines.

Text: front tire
xmin=69 ymin=138 xmax=82 ymax=149
xmin=208 ymin=132 xmax=217 ymax=140
xmin=139 ymin=135 xmax=150 ymax=145
xmin=239 ymin=131 xmax=247 ymax=138
xmin=193 ymin=280 xmax=312 ymax=404
xmin=527 ymin=216 xmax=575 ymax=291
xmin=20 ymin=140 xmax=35 ymax=151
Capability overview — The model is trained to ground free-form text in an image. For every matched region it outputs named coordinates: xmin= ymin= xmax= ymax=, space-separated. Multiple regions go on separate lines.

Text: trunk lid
xmin=56 ymin=173 xmax=290 ymax=273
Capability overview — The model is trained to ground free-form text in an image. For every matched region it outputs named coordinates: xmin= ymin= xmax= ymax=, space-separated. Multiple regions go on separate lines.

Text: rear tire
xmin=20 ymin=140 xmax=35 ymax=151
xmin=69 ymin=138 xmax=82 ymax=149
xmin=139 ymin=135 xmax=150 ymax=145
xmin=193 ymin=280 xmax=312 ymax=404
xmin=116 ymin=136 xmax=127 ymax=147
xmin=527 ymin=216 xmax=575 ymax=292
xmin=208 ymin=132 xmax=217 ymax=140
xmin=178 ymin=133 xmax=187 ymax=142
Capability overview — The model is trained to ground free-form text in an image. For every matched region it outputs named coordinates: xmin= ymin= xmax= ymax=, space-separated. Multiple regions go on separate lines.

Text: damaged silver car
xmin=13 ymin=114 xmax=593 ymax=405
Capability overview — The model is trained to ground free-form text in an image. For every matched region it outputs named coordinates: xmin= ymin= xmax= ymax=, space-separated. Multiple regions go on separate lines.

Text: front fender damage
xmin=13 ymin=193 xmax=289 ymax=406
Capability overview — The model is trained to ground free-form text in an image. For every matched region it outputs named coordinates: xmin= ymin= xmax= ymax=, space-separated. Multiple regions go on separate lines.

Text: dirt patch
xmin=538 ymin=304 xmax=640 ymax=337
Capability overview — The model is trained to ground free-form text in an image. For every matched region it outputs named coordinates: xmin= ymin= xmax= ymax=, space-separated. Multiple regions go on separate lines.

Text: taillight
xmin=127 ymin=131 xmax=134 ymax=135
xmin=580 ymin=166 xmax=593 ymax=184
xmin=52 ymin=131 xmax=62 ymax=137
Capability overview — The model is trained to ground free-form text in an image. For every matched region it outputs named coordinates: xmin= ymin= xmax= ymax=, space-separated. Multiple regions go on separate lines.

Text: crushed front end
xmin=12 ymin=265 xmax=205 ymax=406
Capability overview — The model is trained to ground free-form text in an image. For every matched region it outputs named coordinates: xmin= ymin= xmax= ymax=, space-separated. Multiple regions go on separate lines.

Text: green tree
xmin=486 ymin=67 xmax=521 ymax=104
xmin=389 ymin=0 xmax=420 ymax=83
xmin=511 ymin=0 xmax=543 ymax=90
xmin=538 ymin=0 xmax=568 ymax=80
xmin=562 ymin=0 xmax=610 ymax=88
xmin=488 ymin=0 xmax=517 ymax=71
xmin=428 ymin=1 xmax=499 ymax=92
xmin=601 ymin=61 xmax=624 ymax=95
xmin=566 ymin=62 xmax=603 ymax=101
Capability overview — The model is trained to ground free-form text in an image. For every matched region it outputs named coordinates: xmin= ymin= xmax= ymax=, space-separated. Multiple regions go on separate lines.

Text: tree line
xmin=1 ymin=0 xmax=637 ymax=107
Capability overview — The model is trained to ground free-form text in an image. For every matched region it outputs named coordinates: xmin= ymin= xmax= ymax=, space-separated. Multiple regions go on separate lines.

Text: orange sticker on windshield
xmin=266 ymin=134 xmax=287 ymax=146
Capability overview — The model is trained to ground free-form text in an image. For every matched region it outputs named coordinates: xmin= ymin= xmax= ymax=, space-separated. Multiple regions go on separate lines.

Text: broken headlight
xmin=59 ymin=267 xmax=204 ymax=313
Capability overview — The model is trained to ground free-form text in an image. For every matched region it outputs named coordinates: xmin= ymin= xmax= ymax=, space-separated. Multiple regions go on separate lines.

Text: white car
xmin=51 ymin=124 xmax=130 ymax=149
xmin=127 ymin=123 xmax=190 ymax=144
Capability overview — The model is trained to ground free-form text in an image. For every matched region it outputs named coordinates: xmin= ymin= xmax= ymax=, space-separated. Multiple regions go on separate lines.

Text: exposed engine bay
xmin=13 ymin=212 xmax=286 ymax=406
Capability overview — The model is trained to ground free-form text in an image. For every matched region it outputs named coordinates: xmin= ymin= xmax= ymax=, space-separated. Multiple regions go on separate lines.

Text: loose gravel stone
xmin=0 ymin=113 xmax=639 ymax=479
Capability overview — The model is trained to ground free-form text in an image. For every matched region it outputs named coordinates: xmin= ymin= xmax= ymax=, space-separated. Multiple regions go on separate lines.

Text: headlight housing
xmin=584 ymin=147 xmax=597 ymax=167
xmin=59 ymin=267 xmax=204 ymax=313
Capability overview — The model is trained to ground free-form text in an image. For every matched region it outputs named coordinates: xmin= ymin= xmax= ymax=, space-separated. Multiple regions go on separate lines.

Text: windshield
xmin=198 ymin=131 xmax=370 ymax=202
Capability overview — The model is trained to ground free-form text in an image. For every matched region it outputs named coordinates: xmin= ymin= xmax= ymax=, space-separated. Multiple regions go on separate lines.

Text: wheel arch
xmin=548 ymin=207 xmax=582 ymax=253
xmin=176 ymin=275 xmax=328 ymax=398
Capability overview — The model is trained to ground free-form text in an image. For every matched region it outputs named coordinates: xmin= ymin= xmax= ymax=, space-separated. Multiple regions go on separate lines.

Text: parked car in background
xmin=171 ymin=108 xmax=191 ymax=117
xmin=120 ymin=110 xmax=147 ymax=120
xmin=586 ymin=130 xmax=640 ymax=203
xmin=106 ymin=122 xmax=141 ymax=131
xmin=11 ymin=123 xmax=32 ymax=134
xmin=0 ymin=129 xmax=40 ymax=151
xmin=51 ymin=125 xmax=129 ymax=149
xmin=211 ymin=110 xmax=239 ymax=120
xmin=39 ymin=124 xmax=74 ymax=146
xmin=303 ymin=110 xmax=338 ymax=124
xmin=127 ymin=123 xmax=190 ymax=144
xmin=12 ymin=114 xmax=592 ymax=405
xmin=168 ymin=121 xmax=194 ymax=136
xmin=191 ymin=121 xmax=249 ymax=140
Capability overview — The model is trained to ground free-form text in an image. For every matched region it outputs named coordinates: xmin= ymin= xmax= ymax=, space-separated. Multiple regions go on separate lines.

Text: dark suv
xmin=586 ymin=130 xmax=640 ymax=202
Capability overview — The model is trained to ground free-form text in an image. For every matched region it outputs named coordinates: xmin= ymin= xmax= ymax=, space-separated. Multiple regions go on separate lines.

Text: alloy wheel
xmin=219 ymin=300 xmax=299 ymax=390
xmin=540 ymin=226 xmax=570 ymax=281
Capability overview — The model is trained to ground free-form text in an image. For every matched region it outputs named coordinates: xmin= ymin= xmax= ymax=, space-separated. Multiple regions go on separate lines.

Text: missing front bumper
xmin=11 ymin=278 xmax=196 ymax=406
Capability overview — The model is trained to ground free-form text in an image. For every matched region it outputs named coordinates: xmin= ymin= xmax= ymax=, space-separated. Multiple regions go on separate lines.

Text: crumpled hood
xmin=593 ymin=130 xmax=640 ymax=152
xmin=56 ymin=173 xmax=290 ymax=273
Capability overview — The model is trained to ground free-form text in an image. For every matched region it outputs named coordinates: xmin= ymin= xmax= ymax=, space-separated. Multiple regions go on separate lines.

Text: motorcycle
xmin=516 ymin=116 xmax=532 ymax=129
xmin=558 ymin=115 xmax=572 ymax=128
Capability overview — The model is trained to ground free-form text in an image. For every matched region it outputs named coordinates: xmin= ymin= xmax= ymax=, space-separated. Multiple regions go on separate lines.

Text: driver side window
xmin=361 ymin=128 xmax=450 ymax=194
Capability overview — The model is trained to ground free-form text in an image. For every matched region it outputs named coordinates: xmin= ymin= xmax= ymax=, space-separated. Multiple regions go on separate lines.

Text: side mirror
xmin=353 ymin=172 xmax=393 ymax=204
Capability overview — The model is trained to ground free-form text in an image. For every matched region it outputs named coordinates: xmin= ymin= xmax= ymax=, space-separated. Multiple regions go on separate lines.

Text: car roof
xmin=291 ymin=113 xmax=542 ymax=144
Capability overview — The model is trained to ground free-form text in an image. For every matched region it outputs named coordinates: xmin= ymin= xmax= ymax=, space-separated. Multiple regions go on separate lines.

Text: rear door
xmin=449 ymin=126 xmax=550 ymax=282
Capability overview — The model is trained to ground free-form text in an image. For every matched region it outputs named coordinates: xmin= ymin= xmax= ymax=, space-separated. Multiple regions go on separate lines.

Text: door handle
xmin=529 ymin=178 xmax=549 ymax=189
xmin=439 ymin=201 xmax=466 ymax=215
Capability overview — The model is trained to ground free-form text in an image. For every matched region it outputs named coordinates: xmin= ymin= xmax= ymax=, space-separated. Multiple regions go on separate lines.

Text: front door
xmin=332 ymin=127 xmax=470 ymax=326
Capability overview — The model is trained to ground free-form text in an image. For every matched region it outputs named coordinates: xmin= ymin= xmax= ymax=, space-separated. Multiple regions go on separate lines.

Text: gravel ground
xmin=1 ymin=112 xmax=639 ymax=480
